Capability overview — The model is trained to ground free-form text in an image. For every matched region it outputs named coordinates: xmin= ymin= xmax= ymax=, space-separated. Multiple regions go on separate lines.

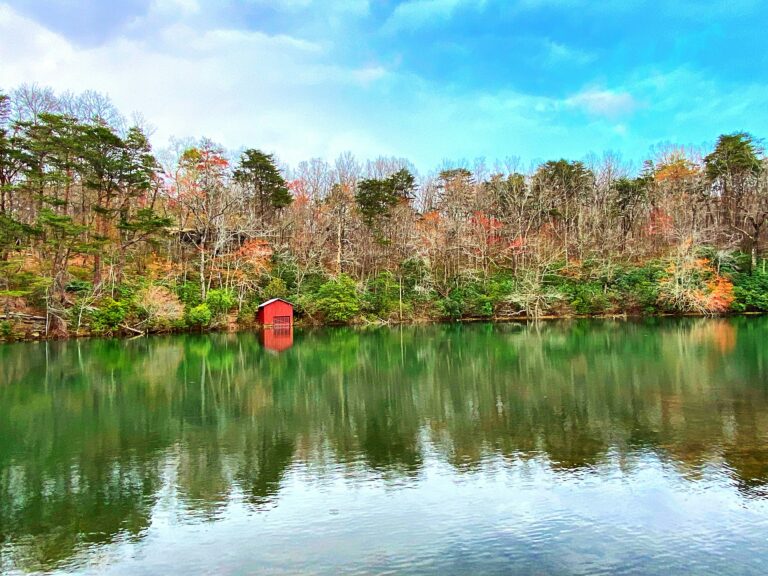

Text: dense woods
xmin=1 ymin=84 xmax=768 ymax=338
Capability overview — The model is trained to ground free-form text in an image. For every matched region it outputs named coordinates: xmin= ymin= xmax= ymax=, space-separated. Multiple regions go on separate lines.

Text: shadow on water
xmin=0 ymin=317 xmax=767 ymax=571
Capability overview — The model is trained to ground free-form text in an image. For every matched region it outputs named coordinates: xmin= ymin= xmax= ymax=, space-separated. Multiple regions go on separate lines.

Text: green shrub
xmin=439 ymin=294 xmax=464 ymax=320
xmin=0 ymin=320 xmax=14 ymax=338
xmin=364 ymin=271 xmax=400 ymax=318
xmin=262 ymin=277 xmax=288 ymax=301
xmin=561 ymin=281 xmax=611 ymax=315
xmin=65 ymin=279 xmax=93 ymax=294
xmin=270 ymin=251 xmax=299 ymax=293
xmin=486 ymin=274 xmax=514 ymax=303
xmin=113 ymin=282 xmax=140 ymax=302
xmin=437 ymin=278 xmax=495 ymax=320
xmin=175 ymin=281 xmax=202 ymax=308
xmin=186 ymin=303 xmax=212 ymax=327
xmin=298 ymin=272 xmax=328 ymax=297
xmin=311 ymin=274 xmax=361 ymax=323
xmin=205 ymin=289 xmax=235 ymax=318
xmin=731 ymin=270 xmax=768 ymax=312
xmin=89 ymin=298 xmax=128 ymax=334
xmin=611 ymin=265 xmax=663 ymax=313
xmin=237 ymin=299 xmax=259 ymax=324
xmin=464 ymin=286 xmax=494 ymax=318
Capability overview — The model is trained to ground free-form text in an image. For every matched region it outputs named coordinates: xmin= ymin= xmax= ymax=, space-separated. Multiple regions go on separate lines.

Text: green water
xmin=1 ymin=318 xmax=768 ymax=575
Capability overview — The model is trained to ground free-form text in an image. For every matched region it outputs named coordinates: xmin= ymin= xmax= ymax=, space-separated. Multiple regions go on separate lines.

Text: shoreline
xmin=2 ymin=310 xmax=764 ymax=344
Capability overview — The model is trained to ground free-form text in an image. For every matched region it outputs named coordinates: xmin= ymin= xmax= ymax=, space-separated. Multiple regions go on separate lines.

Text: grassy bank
xmin=2 ymin=254 xmax=767 ymax=342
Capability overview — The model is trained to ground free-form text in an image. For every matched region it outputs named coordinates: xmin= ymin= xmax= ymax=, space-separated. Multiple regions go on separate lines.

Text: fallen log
xmin=120 ymin=324 xmax=145 ymax=335
xmin=0 ymin=313 xmax=47 ymax=321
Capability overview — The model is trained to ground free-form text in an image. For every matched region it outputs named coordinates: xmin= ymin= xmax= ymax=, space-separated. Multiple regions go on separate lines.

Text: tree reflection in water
xmin=1 ymin=317 xmax=767 ymax=571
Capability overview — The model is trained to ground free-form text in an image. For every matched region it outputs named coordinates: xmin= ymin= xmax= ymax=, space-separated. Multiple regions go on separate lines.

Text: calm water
xmin=1 ymin=319 xmax=768 ymax=575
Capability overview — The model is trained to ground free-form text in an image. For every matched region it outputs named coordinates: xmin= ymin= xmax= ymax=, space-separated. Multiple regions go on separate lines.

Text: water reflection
xmin=260 ymin=326 xmax=294 ymax=353
xmin=0 ymin=318 xmax=767 ymax=573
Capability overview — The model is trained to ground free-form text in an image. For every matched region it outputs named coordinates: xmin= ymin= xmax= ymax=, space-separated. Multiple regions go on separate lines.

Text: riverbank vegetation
xmin=1 ymin=84 xmax=768 ymax=339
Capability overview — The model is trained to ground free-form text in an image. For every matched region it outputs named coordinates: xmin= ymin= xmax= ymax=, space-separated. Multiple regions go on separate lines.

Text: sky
xmin=1 ymin=0 xmax=767 ymax=172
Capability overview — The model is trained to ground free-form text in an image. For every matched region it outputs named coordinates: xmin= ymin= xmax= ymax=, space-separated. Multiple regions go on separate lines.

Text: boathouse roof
xmin=257 ymin=298 xmax=293 ymax=309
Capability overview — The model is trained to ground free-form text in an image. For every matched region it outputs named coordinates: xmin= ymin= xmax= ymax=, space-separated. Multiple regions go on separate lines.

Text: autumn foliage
xmin=659 ymin=253 xmax=735 ymax=315
xmin=1 ymin=85 xmax=768 ymax=337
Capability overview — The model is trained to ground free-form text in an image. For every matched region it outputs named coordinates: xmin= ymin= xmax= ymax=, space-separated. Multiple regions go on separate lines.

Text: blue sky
xmin=1 ymin=0 xmax=767 ymax=172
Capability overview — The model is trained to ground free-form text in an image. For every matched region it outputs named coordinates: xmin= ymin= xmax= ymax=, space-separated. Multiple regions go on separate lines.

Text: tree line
xmin=1 ymin=84 xmax=768 ymax=337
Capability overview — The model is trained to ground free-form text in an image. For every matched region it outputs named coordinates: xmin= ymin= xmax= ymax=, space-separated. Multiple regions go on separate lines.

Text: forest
xmin=1 ymin=84 xmax=768 ymax=339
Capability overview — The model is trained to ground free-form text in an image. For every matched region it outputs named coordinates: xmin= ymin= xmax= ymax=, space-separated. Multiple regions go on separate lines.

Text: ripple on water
xmin=2 ymin=320 xmax=768 ymax=574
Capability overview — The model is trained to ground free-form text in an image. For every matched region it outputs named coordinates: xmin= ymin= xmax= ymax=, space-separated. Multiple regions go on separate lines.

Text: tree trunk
xmin=336 ymin=217 xmax=343 ymax=275
xmin=199 ymin=234 xmax=207 ymax=301
xmin=752 ymin=243 xmax=758 ymax=273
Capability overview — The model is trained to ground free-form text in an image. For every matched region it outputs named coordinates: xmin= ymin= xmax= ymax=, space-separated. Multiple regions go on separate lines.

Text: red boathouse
xmin=257 ymin=298 xmax=293 ymax=327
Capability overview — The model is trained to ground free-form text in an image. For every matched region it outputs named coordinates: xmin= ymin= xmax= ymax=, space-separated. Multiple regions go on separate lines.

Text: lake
xmin=1 ymin=318 xmax=767 ymax=575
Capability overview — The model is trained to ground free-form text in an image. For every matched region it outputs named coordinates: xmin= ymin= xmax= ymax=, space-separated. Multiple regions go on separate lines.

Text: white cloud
xmin=383 ymin=0 xmax=486 ymax=33
xmin=245 ymin=0 xmax=313 ymax=9
xmin=382 ymin=0 xmax=629 ymax=33
xmin=0 ymin=4 xmax=74 ymax=72
xmin=566 ymin=89 xmax=638 ymax=119
xmin=8 ymin=2 xmax=761 ymax=171
xmin=0 ymin=0 xmax=655 ymax=170
xmin=542 ymin=40 xmax=594 ymax=66
xmin=0 ymin=2 xmax=389 ymax=164
xmin=150 ymin=0 xmax=200 ymax=17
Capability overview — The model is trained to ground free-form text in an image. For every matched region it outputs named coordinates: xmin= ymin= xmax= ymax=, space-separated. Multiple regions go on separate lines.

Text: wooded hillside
xmin=2 ymin=85 xmax=768 ymax=338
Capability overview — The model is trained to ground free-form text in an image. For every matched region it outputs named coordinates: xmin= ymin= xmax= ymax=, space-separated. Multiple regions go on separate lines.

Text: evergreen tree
xmin=234 ymin=149 xmax=291 ymax=224
xmin=355 ymin=168 xmax=415 ymax=228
